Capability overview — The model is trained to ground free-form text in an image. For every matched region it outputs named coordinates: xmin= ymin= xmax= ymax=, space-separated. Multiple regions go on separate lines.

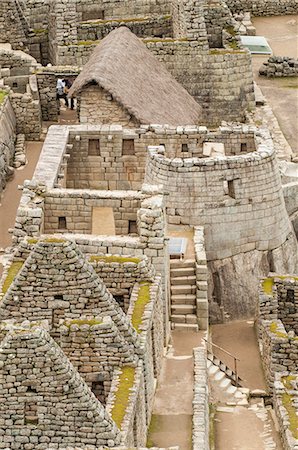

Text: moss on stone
xmin=225 ymin=26 xmax=237 ymax=36
xmin=27 ymin=238 xmax=38 ymax=245
xmin=77 ymin=40 xmax=99 ymax=46
xmin=42 ymin=238 xmax=66 ymax=243
xmin=209 ymin=49 xmax=244 ymax=55
xmin=144 ymin=37 xmax=189 ymax=43
xmin=262 ymin=277 xmax=274 ymax=295
xmin=0 ymin=90 xmax=8 ymax=104
xmin=282 ymin=375 xmax=296 ymax=390
xmin=65 ymin=318 xmax=102 ymax=328
xmin=33 ymin=28 xmax=48 ymax=34
xmin=2 ymin=262 xmax=24 ymax=294
xmin=111 ymin=366 xmax=135 ymax=429
xmin=269 ymin=322 xmax=287 ymax=339
xmin=90 ymin=255 xmax=141 ymax=264
xmin=80 ymin=14 xmax=171 ymax=25
xmin=282 ymin=392 xmax=298 ymax=439
xmin=131 ymin=282 xmax=151 ymax=333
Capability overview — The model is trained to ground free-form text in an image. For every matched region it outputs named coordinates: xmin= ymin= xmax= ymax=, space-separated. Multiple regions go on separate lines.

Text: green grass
xmin=0 ymin=90 xmax=8 ymax=104
xmin=89 ymin=255 xmax=141 ymax=264
xmin=110 ymin=366 xmax=135 ymax=429
xmin=2 ymin=262 xmax=24 ymax=294
xmin=131 ymin=282 xmax=151 ymax=333
xmin=42 ymin=238 xmax=66 ymax=243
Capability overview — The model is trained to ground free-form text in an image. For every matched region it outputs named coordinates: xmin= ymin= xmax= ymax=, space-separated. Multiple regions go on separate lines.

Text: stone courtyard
xmin=0 ymin=1 xmax=297 ymax=450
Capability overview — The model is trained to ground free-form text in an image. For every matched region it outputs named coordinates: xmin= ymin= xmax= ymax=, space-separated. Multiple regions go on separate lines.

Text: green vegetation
xmin=282 ymin=375 xmax=296 ymax=390
xmin=27 ymin=238 xmax=38 ymax=245
xmin=209 ymin=404 xmax=216 ymax=450
xmin=209 ymin=49 xmax=244 ymax=55
xmin=131 ymin=282 xmax=151 ymax=333
xmin=42 ymin=237 xmax=66 ymax=243
xmin=269 ymin=322 xmax=287 ymax=339
xmin=146 ymin=414 xmax=162 ymax=447
xmin=282 ymin=393 xmax=298 ymax=439
xmin=77 ymin=40 xmax=99 ymax=46
xmin=33 ymin=28 xmax=48 ymax=34
xmin=144 ymin=37 xmax=189 ymax=43
xmin=89 ymin=255 xmax=141 ymax=264
xmin=262 ymin=277 xmax=274 ymax=295
xmin=65 ymin=318 xmax=102 ymax=327
xmin=0 ymin=90 xmax=8 ymax=105
xmin=110 ymin=366 xmax=135 ymax=429
xmin=2 ymin=262 xmax=24 ymax=294
xmin=225 ymin=25 xmax=237 ymax=36
xmin=228 ymin=40 xmax=240 ymax=50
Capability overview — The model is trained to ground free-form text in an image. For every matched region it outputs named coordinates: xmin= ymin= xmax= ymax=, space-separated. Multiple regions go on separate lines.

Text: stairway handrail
xmin=203 ymin=338 xmax=240 ymax=361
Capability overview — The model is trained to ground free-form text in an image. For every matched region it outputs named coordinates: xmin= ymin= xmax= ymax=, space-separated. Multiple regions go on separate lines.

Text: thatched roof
xmin=69 ymin=27 xmax=202 ymax=126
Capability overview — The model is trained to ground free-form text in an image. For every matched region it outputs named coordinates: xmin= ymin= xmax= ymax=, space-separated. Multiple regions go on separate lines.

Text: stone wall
xmin=36 ymin=67 xmax=80 ymax=122
xmin=146 ymin=40 xmax=254 ymax=125
xmin=194 ymin=227 xmax=209 ymax=330
xmin=77 ymin=15 xmax=172 ymax=42
xmin=0 ymin=96 xmax=16 ymax=195
xmin=44 ymin=189 xmax=142 ymax=235
xmin=259 ymin=56 xmax=298 ymax=77
xmin=225 ymin=0 xmax=298 ymax=16
xmin=106 ymin=363 xmax=147 ymax=447
xmin=9 ymin=75 xmax=41 ymax=140
xmin=258 ymin=276 xmax=298 ymax=390
xmin=145 ymin=129 xmax=292 ymax=261
xmin=193 ymin=346 xmax=209 ymax=450
xmin=259 ymin=319 xmax=298 ymax=390
xmin=0 ymin=323 xmax=122 ymax=448
xmin=273 ymin=373 xmax=298 ymax=450
xmin=0 ymin=1 xmax=29 ymax=51
xmin=79 ymin=85 xmax=140 ymax=127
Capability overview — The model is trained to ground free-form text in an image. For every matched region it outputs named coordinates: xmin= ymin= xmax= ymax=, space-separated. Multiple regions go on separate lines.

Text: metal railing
xmin=203 ymin=338 xmax=241 ymax=387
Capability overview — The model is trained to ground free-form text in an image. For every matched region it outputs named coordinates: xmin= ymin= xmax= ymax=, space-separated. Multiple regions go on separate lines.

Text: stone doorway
xmin=92 ymin=207 xmax=116 ymax=235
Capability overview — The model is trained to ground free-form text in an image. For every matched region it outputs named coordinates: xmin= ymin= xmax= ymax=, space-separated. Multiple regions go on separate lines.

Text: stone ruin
xmin=0 ymin=0 xmax=298 ymax=449
xmin=258 ymin=276 xmax=298 ymax=449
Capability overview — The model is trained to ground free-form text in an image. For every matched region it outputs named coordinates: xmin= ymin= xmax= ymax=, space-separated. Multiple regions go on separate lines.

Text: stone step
xmin=171 ymin=314 xmax=186 ymax=324
xmin=208 ymin=365 xmax=219 ymax=376
xmin=214 ymin=371 xmax=225 ymax=382
xmin=172 ymin=322 xmax=199 ymax=332
xmin=171 ymin=285 xmax=196 ymax=295
xmin=226 ymin=385 xmax=238 ymax=395
xmin=171 ymin=294 xmax=196 ymax=305
xmin=170 ymin=275 xmax=196 ymax=286
xmin=171 ymin=304 xmax=196 ymax=315
xmin=220 ymin=378 xmax=231 ymax=389
xmin=170 ymin=267 xmax=196 ymax=278
xmin=170 ymin=259 xmax=196 ymax=269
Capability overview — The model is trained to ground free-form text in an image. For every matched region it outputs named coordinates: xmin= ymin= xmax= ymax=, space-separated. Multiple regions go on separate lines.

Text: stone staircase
xmin=170 ymin=259 xmax=198 ymax=331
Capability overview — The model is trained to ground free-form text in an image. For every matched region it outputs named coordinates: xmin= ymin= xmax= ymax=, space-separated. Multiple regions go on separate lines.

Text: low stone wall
xmin=225 ymin=0 xmax=298 ymax=16
xmin=194 ymin=227 xmax=209 ymax=330
xmin=36 ymin=67 xmax=80 ymax=122
xmin=193 ymin=346 xmax=209 ymax=450
xmin=127 ymin=278 xmax=164 ymax=424
xmin=77 ymin=15 xmax=172 ymax=41
xmin=259 ymin=319 xmax=298 ymax=390
xmin=0 ymin=96 xmax=16 ymax=195
xmin=10 ymin=75 xmax=42 ymax=140
xmin=259 ymin=56 xmax=298 ymax=77
xmin=106 ymin=363 xmax=147 ymax=447
xmin=273 ymin=373 xmax=298 ymax=450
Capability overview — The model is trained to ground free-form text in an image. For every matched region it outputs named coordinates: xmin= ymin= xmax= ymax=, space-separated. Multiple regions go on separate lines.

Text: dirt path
xmin=0 ymin=141 xmax=43 ymax=250
xmin=147 ymin=330 xmax=205 ymax=450
xmin=211 ymin=321 xmax=282 ymax=450
xmin=252 ymin=15 xmax=298 ymax=155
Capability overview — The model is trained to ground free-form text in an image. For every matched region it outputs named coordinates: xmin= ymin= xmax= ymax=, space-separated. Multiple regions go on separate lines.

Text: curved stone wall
xmin=145 ymin=140 xmax=292 ymax=261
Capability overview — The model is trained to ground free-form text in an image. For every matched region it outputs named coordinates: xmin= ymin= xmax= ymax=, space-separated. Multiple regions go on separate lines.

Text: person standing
xmin=56 ymin=78 xmax=69 ymax=109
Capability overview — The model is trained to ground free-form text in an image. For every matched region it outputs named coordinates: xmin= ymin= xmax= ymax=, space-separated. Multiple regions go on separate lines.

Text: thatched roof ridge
xmin=69 ymin=27 xmax=202 ymax=126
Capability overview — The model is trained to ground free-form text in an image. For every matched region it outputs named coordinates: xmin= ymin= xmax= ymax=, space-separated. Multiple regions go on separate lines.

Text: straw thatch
xmin=69 ymin=27 xmax=202 ymax=126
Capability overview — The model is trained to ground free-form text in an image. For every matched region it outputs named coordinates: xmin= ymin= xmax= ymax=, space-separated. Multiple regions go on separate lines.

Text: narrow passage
xmin=147 ymin=330 xmax=205 ymax=450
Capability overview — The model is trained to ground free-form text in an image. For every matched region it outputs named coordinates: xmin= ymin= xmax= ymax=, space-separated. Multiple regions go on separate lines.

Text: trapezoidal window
xmin=241 ymin=143 xmax=247 ymax=152
xmin=58 ymin=216 xmax=67 ymax=230
xmin=122 ymin=139 xmax=135 ymax=156
xmin=91 ymin=380 xmax=105 ymax=403
xmin=88 ymin=139 xmax=100 ymax=156
xmin=114 ymin=295 xmax=125 ymax=309
xmin=286 ymin=289 xmax=295 ymax=302
xmin=227 ymin=180 xmax=236 ymax=199
xmin=181 ymin=143 xmax=188 ymax=153
xmin=128 ymin=220 xmax=138 ymax=235
xmin=24 ymin=402 xmax=38 ymax=425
